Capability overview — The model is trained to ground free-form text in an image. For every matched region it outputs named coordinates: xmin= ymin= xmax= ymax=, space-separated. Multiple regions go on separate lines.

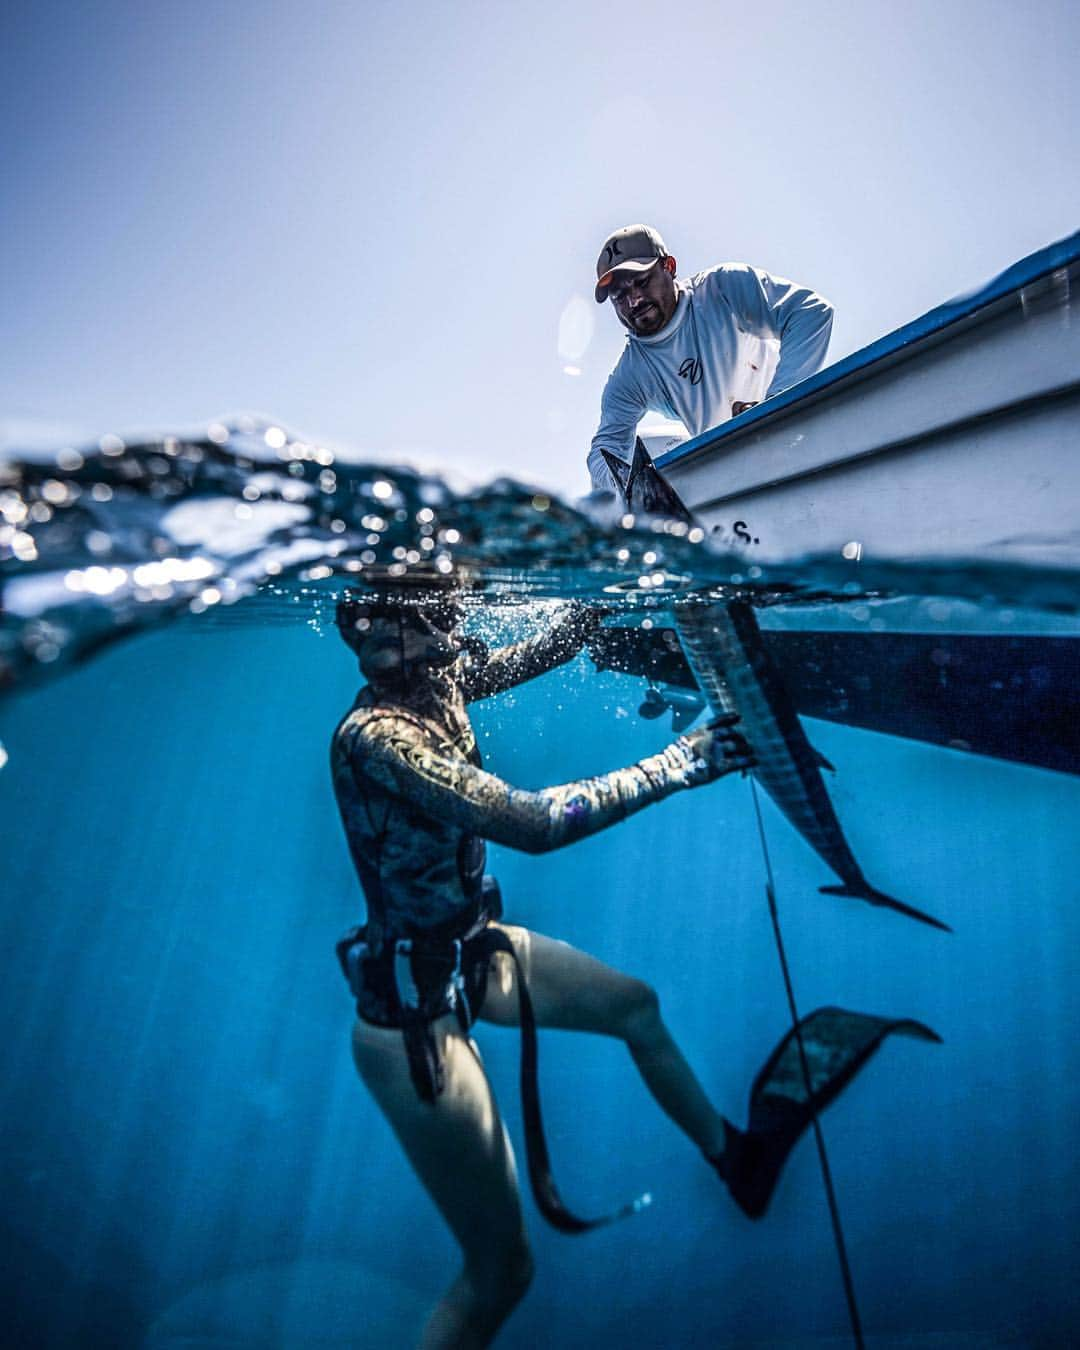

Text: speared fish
xmin=599 ymin=442 xmax=949 ymax=932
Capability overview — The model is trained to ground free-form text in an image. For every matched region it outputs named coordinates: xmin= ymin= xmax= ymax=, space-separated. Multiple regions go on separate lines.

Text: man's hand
xmin=680 ymin=713 xmax=756 ymax=783
xmin=731 ymin=400 xmax=759 ymax=417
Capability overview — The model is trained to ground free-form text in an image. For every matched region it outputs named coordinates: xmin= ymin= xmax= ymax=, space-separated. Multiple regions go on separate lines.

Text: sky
xmin=2 ymin=0 xmax=1078 ymax=494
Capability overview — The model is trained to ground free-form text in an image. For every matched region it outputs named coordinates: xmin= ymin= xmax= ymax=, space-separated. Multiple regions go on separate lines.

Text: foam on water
xmin=3 ymin=417 xmax=1078 ymax=706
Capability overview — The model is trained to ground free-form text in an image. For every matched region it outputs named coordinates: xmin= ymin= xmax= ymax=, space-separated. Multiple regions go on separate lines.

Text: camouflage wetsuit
xmin=331 ymin=606 xmax=713 ymax=1093
xmin=332 ymin=605 xmax=941 ymax=1232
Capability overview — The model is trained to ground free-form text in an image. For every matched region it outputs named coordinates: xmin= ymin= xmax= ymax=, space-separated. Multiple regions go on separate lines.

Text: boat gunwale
xmin=686 ymin=377 xmax=1080 ymax=515
xmin=656 ymin=230 xmax=1080 ymax=473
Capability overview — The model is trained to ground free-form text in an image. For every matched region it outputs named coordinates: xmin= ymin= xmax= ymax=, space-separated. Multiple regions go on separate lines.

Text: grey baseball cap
xmin=594 ymin=224 xmax=668 ymax=303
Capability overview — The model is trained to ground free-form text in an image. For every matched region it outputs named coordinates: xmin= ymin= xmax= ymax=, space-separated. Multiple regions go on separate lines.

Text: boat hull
xmin=656 ymin=235 xmax=1080 ymax=569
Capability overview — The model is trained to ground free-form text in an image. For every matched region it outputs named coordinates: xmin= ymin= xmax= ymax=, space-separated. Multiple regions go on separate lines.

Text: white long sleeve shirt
xmin=587 ymin=263 xmax=834 ymax=490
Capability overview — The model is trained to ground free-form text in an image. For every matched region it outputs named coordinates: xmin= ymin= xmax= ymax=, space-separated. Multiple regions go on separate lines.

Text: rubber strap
xmin=478 ymin=927 xmax=651 ymax=1235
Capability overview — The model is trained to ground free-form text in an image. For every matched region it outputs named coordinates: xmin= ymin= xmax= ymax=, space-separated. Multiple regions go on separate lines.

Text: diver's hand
xmin=572 ymin=602 xmax=613 ymax=631
xmin=565 ymin=602 xmax=613 ymax=647
xmin=679 ymin=714 xmax=756 ymax=784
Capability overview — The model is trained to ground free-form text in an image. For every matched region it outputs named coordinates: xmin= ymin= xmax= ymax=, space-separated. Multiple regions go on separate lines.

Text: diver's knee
xmin=621 ymin=981 xmax=662 ymax=1044
xmin=474 ymin=1241 xmax=534 ymax=1302
xmin=498 ymin=1242 xmax=534 ymax=1302
xmin=505 ymin=1246 xmax=535 ymax=1301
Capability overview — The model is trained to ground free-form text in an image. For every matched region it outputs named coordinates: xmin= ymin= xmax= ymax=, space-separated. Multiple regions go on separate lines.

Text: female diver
xmin=331 ymin=585 xmax=929 ymax=1348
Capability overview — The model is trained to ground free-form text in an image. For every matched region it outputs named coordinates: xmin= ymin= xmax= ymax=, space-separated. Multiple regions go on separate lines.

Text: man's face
xmin=607 ymin=258 xmax=678 ymax=336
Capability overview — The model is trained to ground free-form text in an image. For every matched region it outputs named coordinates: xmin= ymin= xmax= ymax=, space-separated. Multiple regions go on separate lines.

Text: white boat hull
xmin=656 ymin=235 xmax=1080 ymax=570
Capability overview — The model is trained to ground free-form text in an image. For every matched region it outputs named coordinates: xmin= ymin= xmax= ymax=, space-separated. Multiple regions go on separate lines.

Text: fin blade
xmin=725 ymin=1006 xmax=941 ymax=1219
xmin=819 ymin=883 xmax=952 ymax=932
xmin=750 ymin=1005 xmax=944 ymax=1115
xmin=886 ymin=1018 xmax=944 ymax=1045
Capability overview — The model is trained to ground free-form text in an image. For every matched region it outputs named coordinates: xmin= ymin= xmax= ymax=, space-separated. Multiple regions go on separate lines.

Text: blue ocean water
xmin=2 ymin=424 xmax=1079 ymax=1347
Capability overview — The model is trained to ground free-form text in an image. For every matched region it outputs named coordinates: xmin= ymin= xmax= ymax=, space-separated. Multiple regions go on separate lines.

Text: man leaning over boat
xmin=587 ymin=224 xmax=834 ymax=492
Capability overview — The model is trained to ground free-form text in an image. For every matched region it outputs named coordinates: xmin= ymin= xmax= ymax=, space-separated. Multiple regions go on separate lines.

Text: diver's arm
xmin=345 ymin=712 xmax=752 ymax=854
xmin=461 ymin=604 xmax=606 ymax=702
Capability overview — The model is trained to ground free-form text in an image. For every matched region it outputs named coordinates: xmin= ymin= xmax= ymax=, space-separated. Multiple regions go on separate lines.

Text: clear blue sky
xmin=2 ymin=0 xmax=1077 ymax=491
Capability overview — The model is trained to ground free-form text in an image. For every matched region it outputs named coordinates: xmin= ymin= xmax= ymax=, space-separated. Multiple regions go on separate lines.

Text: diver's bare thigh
xmin=351 ymin=1016 xmax=527 ymax=1264
xmin=479 ymin=925 xmax=653 ymax=1035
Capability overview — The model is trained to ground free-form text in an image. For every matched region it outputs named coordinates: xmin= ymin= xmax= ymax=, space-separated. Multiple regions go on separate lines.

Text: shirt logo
xmin=678 ymin=357 xmax=703 ymax=386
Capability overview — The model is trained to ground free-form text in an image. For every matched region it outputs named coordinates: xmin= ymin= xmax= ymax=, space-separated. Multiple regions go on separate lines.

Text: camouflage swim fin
xmin=713 ymin=1006 xmax=941 ymax=1219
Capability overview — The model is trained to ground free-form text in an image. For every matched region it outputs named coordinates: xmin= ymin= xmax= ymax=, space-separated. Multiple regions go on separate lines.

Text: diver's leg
xmin=479 ymin=925 xmax=727 ymax=1158
xmin=352 ymin=1016 xmax=534 ymax=1350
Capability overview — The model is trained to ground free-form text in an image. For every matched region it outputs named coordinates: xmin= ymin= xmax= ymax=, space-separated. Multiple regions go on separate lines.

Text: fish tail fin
xmin=819 ymin=883 xmax=953 ymax=933
xmin=599 ymin=448 xmax=632 ymax=496
xmin=604 ymin=438 xmax=695 ymax=522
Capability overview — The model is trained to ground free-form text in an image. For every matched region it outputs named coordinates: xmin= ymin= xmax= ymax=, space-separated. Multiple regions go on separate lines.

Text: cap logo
xmin=603 ymin=239 xmax=622 ymax=267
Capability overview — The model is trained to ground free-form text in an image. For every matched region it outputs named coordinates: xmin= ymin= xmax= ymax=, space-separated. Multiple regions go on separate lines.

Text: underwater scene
xmin=2 ymin=423 xmax=1079 ymax=1348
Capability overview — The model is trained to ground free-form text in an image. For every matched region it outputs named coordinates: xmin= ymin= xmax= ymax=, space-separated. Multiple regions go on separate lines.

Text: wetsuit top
xmin=331 ymin=607 xmax=714 ymax=952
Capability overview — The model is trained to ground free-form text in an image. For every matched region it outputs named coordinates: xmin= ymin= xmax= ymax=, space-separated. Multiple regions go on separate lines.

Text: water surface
xmin=2 ymin=424 xmax=1078 ymax=1346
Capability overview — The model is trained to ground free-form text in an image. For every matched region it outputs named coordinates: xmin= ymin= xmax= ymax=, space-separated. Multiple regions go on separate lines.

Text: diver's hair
xmin=335 ymin=585 xmax=464 ymax=652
